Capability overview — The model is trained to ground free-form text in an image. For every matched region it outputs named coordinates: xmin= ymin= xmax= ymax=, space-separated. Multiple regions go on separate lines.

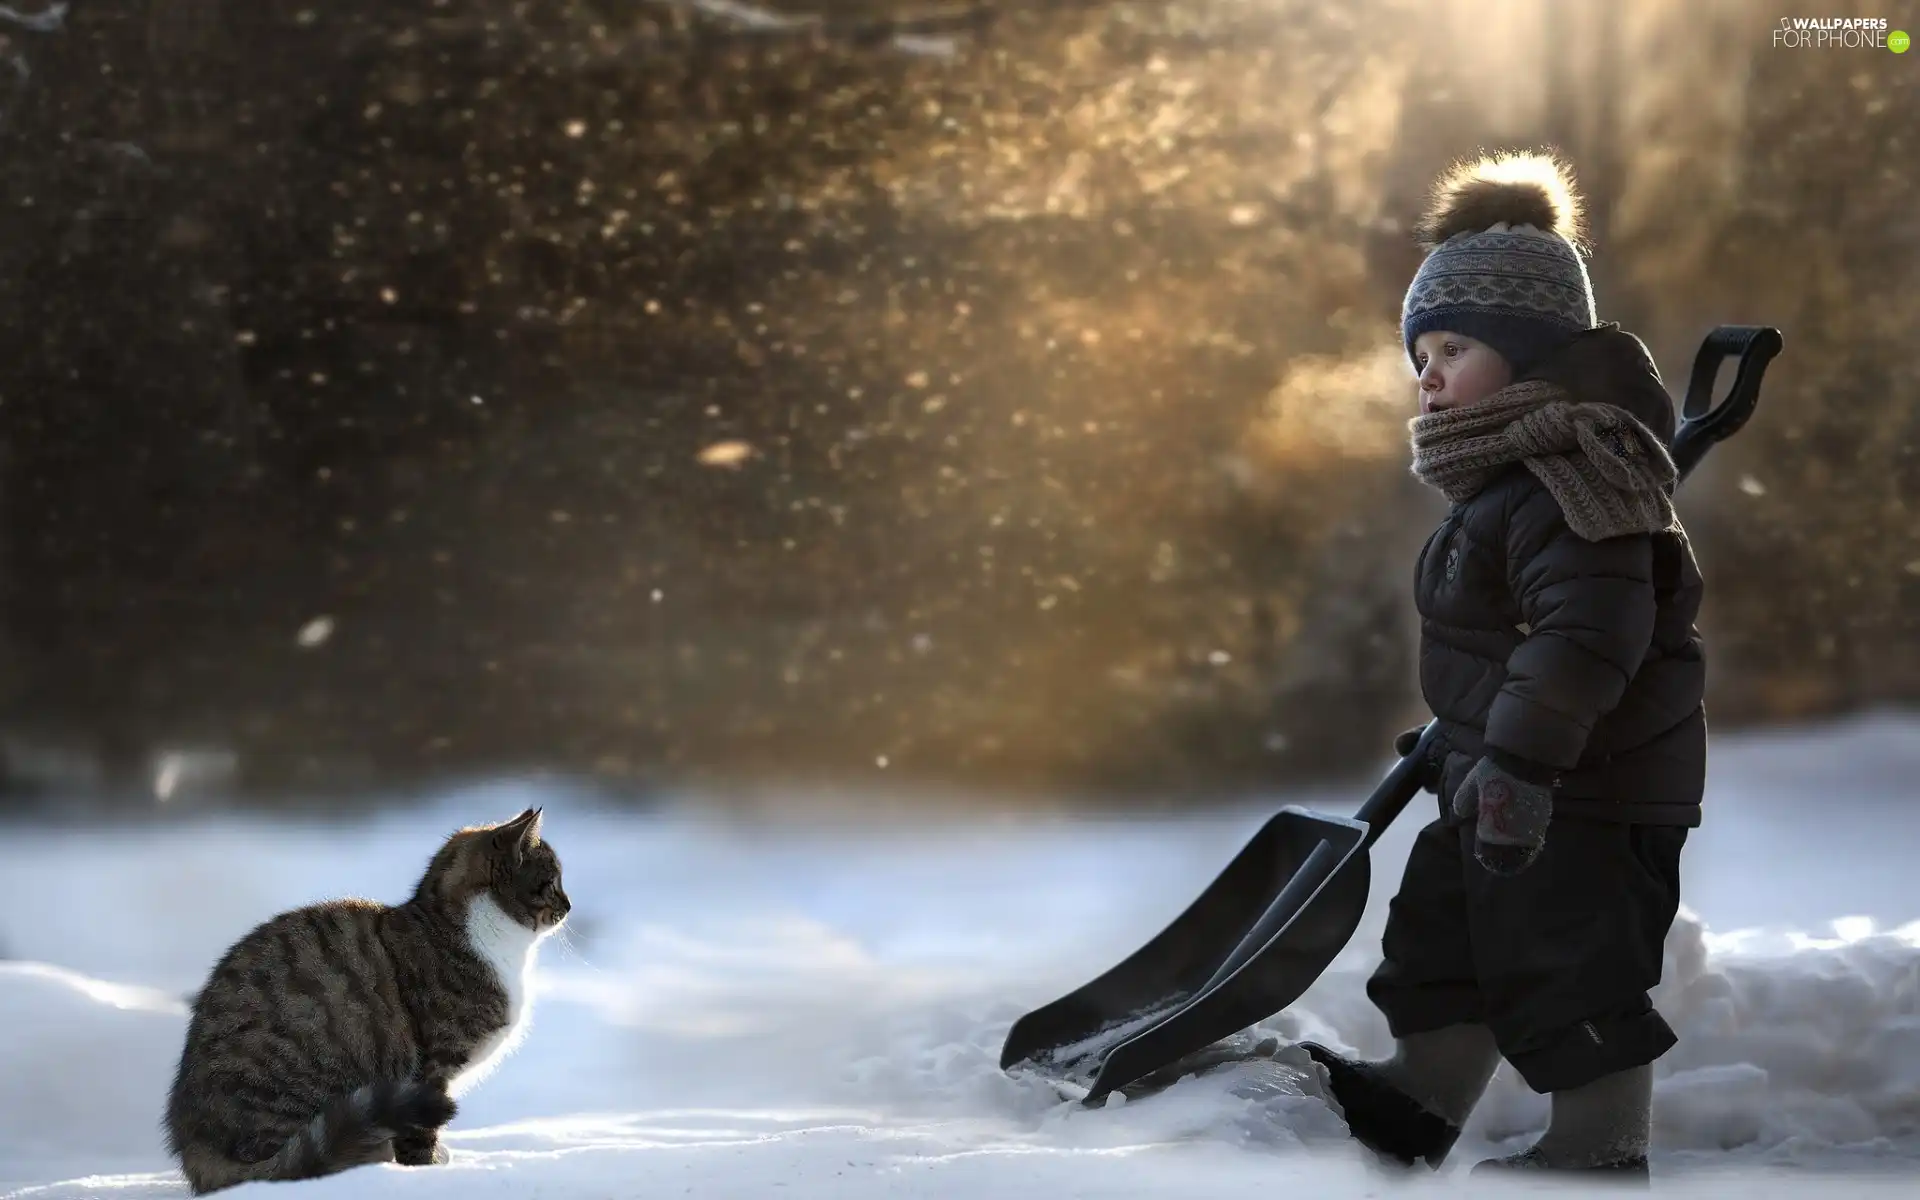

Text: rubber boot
xmin=1302 ymin=1022 xmax=1500 ymax=1170
xmin=1472 ymin=1063 xmax=1653 ymax=1186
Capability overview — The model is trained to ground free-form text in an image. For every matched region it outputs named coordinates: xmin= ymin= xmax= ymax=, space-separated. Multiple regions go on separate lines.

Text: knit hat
xmin=1401 ymin=150 xmax=1598 ymax=376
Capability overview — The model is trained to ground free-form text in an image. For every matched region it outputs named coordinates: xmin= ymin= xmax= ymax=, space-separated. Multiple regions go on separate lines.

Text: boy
xmin=1302 ymin=150 xmax=1707 ymax=1181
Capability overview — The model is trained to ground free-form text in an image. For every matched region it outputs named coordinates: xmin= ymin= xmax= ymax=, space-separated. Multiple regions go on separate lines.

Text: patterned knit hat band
xmin=1402 ymin=226 xmax=1597 ymax=374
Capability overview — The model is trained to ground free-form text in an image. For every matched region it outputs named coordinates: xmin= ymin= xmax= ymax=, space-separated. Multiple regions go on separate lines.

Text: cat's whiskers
xmin=554 ymin=923 xmax=600 ymax=972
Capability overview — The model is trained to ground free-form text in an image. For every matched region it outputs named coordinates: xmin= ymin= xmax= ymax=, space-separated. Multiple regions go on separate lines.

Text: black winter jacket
xmin=1415 ymin=325 xmax=1707 ymax=827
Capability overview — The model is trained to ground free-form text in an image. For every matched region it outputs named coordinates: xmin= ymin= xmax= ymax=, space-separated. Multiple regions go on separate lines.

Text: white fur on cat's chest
xmin=451 ymin=893 xmax=547 ymax=1096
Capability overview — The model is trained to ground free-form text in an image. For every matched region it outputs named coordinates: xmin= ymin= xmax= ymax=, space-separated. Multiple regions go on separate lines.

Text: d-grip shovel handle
xmin=1675 ymin=324 xmax=1782 ymax=483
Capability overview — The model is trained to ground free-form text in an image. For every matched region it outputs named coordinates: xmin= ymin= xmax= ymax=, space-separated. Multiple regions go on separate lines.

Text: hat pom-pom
xmin=1414 ymin=149 xmax=1587 ymax=252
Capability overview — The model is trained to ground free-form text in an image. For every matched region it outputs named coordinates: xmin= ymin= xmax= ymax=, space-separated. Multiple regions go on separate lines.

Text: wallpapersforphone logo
xmin=1772 ymin=16 xmax=1905 ymax=49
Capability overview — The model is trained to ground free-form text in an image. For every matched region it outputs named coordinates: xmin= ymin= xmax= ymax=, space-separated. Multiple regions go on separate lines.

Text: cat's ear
xmin=491 ymin=807 xmax=543 ymax=862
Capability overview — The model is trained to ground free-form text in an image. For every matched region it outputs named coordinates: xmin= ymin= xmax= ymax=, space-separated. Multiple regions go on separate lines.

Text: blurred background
xmin=0 ymin=0 xmax=1912 ymax=815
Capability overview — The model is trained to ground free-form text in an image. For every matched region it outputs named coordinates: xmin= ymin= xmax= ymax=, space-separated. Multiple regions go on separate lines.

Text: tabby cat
xmin=164 ymin=806 xmax=570 ymax=1194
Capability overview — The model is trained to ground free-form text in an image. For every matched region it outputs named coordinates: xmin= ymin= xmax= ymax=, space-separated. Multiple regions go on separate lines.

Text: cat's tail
xmin=178 ymin=1080 xmax=457 ymax=1195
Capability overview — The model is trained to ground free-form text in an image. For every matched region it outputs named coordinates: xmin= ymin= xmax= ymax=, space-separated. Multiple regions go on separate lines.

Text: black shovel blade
xmin=1084 ymin=808 xmax=1375 ymax=1100
xmin=999 ymin=805 xmax=1374 ymax=1099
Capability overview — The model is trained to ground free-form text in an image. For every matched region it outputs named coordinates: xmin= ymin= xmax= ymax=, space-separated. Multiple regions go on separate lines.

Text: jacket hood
xmin=1522 ymin=323 xmax=1677 ymax=448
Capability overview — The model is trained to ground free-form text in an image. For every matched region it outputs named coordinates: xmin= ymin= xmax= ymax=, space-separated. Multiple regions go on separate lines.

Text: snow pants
xmin=1365 ymin=793 xmax=1688 ymax=1095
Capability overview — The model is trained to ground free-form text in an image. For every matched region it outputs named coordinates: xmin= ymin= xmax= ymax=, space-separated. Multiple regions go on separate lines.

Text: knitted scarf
xmin=1408 ymin=379 xmax=1680 ymax=541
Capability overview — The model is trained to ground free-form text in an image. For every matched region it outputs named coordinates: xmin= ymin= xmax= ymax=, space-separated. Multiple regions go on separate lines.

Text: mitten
xmin=1450 ymin=753 xmax=1556 ymax=875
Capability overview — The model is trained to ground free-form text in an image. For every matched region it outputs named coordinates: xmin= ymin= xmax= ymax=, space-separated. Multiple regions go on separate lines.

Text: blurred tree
xmin=0 ymin=0 xmax=1910 ymax=808
xmin=1604 ymin=0 xmax=1920 ymax=720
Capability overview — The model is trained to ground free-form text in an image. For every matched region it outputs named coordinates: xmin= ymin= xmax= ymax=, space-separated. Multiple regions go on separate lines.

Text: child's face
xmin=1413 ymin=331 xmax=1513 ymax=415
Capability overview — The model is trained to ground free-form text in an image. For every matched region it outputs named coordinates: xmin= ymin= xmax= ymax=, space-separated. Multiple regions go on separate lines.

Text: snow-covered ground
xmin=3 ymin=710 xmax=1918 ymax=1198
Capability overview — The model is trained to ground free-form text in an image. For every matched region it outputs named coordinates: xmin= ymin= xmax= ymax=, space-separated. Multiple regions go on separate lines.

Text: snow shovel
xmin=1000 ymin=323 xmax=1784 ymax=1104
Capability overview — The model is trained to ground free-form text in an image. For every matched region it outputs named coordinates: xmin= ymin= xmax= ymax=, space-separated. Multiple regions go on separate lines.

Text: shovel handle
xmin=1352 ymin=721 xmax=1446 ymax=850
xmin=1675 ymin=325 xmax=1782 ymax=483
